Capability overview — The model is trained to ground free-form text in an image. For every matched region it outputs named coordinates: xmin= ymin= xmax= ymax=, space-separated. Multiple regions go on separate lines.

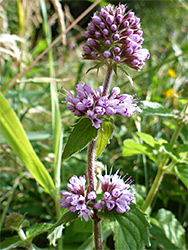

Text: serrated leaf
xmin=152 ymin=209 xmax=186 ymax=249
xmin=140 ymin=101 xmax=178 ymax=117
xmin=62 ymin=118 xmax=97 ymax=161
xmin=99 ymin=206 xmax=151 ymax=250
xmin=47 ymin=224 xmax=64 ymax=247
xmin=173 ymin=165 xmax=188 ymax=188
xmin=96 ymin=120 xmax=114 ymax=159
xmin=26 ymin=223 xmax=53 ymax=239
xmin=0 ymin=236 xmax=23 ymax=250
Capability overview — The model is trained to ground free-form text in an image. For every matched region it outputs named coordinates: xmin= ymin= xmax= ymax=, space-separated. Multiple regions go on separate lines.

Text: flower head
xmin=83 ymin=3 xmax=149 ymax=70
xmin=59 ymin=175 xmax=96 ymax=222
xmin=96 ymin=167 xmax=134 ymax=213
xmin=60 ymin=81 xmax=142 ymax=129
xmin=60 ymin=168 xmax=135 ymax=221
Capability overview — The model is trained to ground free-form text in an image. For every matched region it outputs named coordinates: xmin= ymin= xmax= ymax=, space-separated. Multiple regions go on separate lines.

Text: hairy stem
xmin=87 ymin=139 xmax=103 ymax=249
xmin=102 ymin=65 xmax=113 ymax=96
xmin=142 ymin=100 xmax=188 ymax=212
xmin=87 ymin=139 xmax=96 ymax=192
xmin=87 ymin=65 xmax=114 ymax=249
xmin=93 ymin=210 xmax=103 ymax=250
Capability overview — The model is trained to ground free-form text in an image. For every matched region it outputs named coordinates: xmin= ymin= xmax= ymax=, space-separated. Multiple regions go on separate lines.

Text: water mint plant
xmin=1 ymin=1 xmax=187 ymax=250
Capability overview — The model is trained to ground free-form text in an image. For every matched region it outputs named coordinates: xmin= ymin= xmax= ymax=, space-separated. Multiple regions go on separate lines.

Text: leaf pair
xmin=62 ymin=117 xmax=114 ymax=162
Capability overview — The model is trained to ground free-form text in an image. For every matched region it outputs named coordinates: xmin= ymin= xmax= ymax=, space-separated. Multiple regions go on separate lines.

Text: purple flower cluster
xmin=83 ymin=3 xmax=149 ymax=70
xmin=59 ymin=175 xmax=96 ymax=222
xmin=59 ymin=169 xmax=134 ymax=221
xmin=95 ymin=169 xmax=134 ymax=213
xmin=60 ymin=81 xmax=142 ymax=129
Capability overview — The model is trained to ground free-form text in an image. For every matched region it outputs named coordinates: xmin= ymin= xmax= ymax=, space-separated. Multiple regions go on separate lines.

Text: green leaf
xmin=62 ymin=118 xmax=97 ymax=161
xmin=99 ymin=206 xmax=151 ymax=250
xmin=137 ymin=132 xmax=159 ymax=148
xmin=47 ymin=211 xmax=78 ymax=246
xmin=152 ymin=208 xmax=186 ymax=249
xmin=0 ymin=236 xmax=23 ymax=250
xmin=173 ymin=165 xmax=188 ymax=188
xmin=149 ymin=223 xmax=177 ymax=250
xmin=32 ymin=39 xmax=48 ymax=57
xmin=48 ymin=210 xmax=78 ymax=234
xmin=77 ymin=235 xmax=92 ymax=250
xmin=26 ymin=223 xmax=53 ymax=240
xmin=96 ymin=120 xmax=114 ymax=159
xmin=123 ymin=139 xmax=151 ymax=156
xmin=123 ymin=139 xmax=156 ymax=162
xmin=140 ymin=101 xmax=178 ymax=117
xmin=0 ymin=92 xmax=56 ymax=199
xmin=47 ymin=224 xmax=64 ymax=247
xmin=162 ymin=144 xmax=188 ymax=164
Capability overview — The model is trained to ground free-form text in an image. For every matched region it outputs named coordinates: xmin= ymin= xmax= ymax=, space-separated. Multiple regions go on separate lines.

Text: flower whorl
xmin=83 ymin=4 xmax=149 ymax=70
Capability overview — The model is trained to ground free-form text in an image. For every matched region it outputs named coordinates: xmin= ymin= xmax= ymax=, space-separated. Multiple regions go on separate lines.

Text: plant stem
xmin=102 ymin=64 xmax=113 ymax=96
xmin=93 ymin=210 xmax=103 ymax=250
xmin=87 ymin=139 xmax=103 ymax=249
xmin=142 ymin=100 xmax=188 ymax=212
xmin=87 ymin=139 xmax=97 ymax=192
xmin=87 ymin=65 xmax=114 ymax=249
xmin=141 ymin=168 xmax=164 ymax=212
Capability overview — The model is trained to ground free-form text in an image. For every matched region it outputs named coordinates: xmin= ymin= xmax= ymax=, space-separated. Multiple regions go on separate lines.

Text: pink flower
xmin=60 ymin=81 xmax=142 ymax=129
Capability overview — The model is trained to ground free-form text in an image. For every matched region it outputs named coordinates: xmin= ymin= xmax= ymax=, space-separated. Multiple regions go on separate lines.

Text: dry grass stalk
xmin=0 ymin=34 xmax=24 ymax=62
xmin=50 ymin=0 xmax=67 ymax=45
xmin=64 ymin=4 xmax=83 ymax=32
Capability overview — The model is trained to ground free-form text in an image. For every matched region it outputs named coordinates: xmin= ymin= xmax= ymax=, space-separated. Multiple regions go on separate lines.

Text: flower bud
xmin=114 ymin=46 xmax=121 ymax=54
xmin=105 ymin=39 xmax=111 ymax=45
xmin=92 ymin=16 xmax=101 ymax=25
xmin=103 ymin=51 xmax=111 ymax=58
xmin=111 ymin=24 xmax=117 ymax=32
xmin=106 ymin=14 xmax=114 ymax=25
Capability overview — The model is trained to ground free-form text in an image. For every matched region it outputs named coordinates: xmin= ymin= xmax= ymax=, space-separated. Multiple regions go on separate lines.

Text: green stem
xmin=40 ymin=1 xmax=62 ymax=248
xmin=142 ymin=100 xmax=188 ymax=212
xmin=141 ymin=168 xmax=164 ymax=212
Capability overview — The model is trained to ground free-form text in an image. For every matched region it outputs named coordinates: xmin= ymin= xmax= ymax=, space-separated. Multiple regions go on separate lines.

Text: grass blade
xmin=0 ymin=92 xmax=56 ymax=198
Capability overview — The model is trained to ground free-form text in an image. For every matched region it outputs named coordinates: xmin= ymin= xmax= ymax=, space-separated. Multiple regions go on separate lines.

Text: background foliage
xmin=0 ymin=0 xmax=187 ymax=249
